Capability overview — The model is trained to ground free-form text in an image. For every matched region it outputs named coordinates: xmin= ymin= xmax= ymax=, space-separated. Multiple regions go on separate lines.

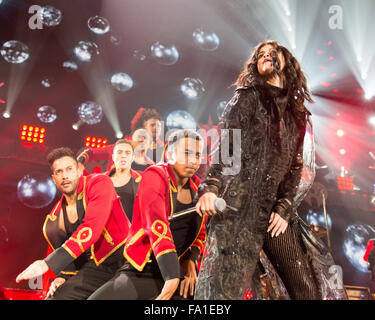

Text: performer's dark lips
xmin=264 ymin=58 xmax=272 ymax=63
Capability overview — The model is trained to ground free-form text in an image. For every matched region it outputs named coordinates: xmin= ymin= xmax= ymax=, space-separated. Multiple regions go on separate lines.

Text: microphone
xmin=168 ymin=198 xmax=237 ymax=221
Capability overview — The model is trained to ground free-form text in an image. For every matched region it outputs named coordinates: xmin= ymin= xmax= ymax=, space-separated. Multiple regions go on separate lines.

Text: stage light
xmin=365 ymin=92 xmax=373 ymax=100
xmin=368 ymin=116 xmax=375 ymax=126
xmin=19 ymin=125 xmax=46 ymax=144
xmin=361 ymin=73 xmax=367 ymax=80
xmin=84 ymin=136 xmax=108 ymax=148
xmin=2 ymin=111 xmax=10 ymax=118
xmin=0 ymin=81 xmax=5 ymax=104
xmin=337 ymin=129 xmax=345 ymax=137
xmin=116 ymin=131 xmax=123 ymax=139
xmin=339 ymin=149 xmax=346 ymax=155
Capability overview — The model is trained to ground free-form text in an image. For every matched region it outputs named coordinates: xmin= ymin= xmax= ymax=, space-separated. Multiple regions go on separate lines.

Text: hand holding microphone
xmin=168 ymin=193 xmax=238 ymax=221
xmin=195 ymin=193 xmax=237 ymax=217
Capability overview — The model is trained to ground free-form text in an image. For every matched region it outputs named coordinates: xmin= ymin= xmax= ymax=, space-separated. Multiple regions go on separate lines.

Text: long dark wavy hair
xmin=234 ymin=40 xmax=313 ymax=111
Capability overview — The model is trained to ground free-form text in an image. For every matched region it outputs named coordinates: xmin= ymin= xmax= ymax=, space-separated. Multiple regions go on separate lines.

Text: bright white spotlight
xmin=339 ymin=149 xmax=346 ymax=155
xmin=357 ymin=56 xmax=362 ymax=62
xmin=286 ymin=11 xmax=291 ymax=16
xmin=337 ymin=129 xmax=345 ymax=137
xmin=365 ymin=92 xmax=373 ymax=100
xmin=368 ymin=116 xmax=375 ymax=126
xmin=2 ymin=111 xmax=10 ymax=118
xmin=72 ymin=123 xmax=79 ymax=130
xmin=361 ymin=73 xmax=367 ymax=80
xmin=116 ymin=131 xmax=123 ymax=139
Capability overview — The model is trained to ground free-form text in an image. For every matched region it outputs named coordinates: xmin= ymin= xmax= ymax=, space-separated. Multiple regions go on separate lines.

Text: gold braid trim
xmin=151 ymin=220 xmax=173 ymax=251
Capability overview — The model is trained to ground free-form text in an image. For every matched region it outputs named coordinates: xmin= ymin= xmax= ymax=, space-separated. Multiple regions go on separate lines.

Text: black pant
xmin=87 ymin=269 xmax=163 ymax=300
xmin=47 ymin=259 xmax=124 ymax=300
xmin=88 ymin=262 xmax=193 ymax=300
xmin=262 ymin=222 xmax=320 ymax=300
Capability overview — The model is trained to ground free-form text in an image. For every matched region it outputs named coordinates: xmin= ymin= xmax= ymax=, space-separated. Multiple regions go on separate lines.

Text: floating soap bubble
xmin=109 ymin=33 xmax=121 ymax=46
xmin=133 ymin=50 xmax=146 ymax=61
xmin=73 ymin=41 xmax=99 ymax=62
xmin=217 ymin=101 xmax=227 ymax=120
xmin=180 ymin=77 xmax=205 ymax=99
xmin=110 ymin=72 xmax=133 ymax=92
xmin=88 ymin=16 xmax=110 ymax=35
xmin=17 ymin=172 xmax=57 ymax=209
xmin=343 ymin=224 xmax=375 ymax=273
xmin=77 ymin=101 xmax=103 ymax=125
xmin=37 ymin=106 xmax=57 ymax=123
xmin=166 ymin=110 xmax=197 ymax=130
xmin=41 ymin=77 xmax=54 ymax=88
xmin=193 ymin=28 xmax=220 ymax=51
xmin=1 ymin=40 xmax=30 ymax=64
xmin=41 ymin=5 xmax=62 ymax=27
xmin=151 ymin=41 xmax=179 ymax=65
xmin=62 ymin=61 xmax=78 ymax=72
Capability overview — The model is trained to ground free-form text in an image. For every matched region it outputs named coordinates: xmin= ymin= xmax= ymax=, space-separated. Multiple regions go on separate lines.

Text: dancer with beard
xmin=15 ymin=148 xmax=129 ymax=299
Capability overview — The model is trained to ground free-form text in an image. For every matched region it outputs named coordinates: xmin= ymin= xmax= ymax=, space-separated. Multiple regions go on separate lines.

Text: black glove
xmin=272 ymin=198 xmax=294 ymax=222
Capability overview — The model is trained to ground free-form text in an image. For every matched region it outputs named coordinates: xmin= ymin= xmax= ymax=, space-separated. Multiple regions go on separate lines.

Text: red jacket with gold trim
xmin=123 ymin=162 xmax=206 ymax=281
xmin=43 ymin=174 xmax=130 ymax=276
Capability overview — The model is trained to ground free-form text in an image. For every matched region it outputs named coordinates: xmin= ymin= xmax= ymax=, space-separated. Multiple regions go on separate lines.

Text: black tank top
xmin=115 ymin=180 xmax=134 ymax=222
xmin=62 ymin=202 xmax=91 ymax=265
xmin=169 ymin=189 xmax=197 ymax=257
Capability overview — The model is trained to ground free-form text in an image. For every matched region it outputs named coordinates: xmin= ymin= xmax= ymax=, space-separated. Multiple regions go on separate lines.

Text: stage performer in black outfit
xmin=195 ymin=40 xmax=347 ymax=300
xmin=88 ymin=129 xmax=206 ymax=300
xmin=104 ymin=139 xmax=142 ymax=223
xmin=15 ymin=148 xmax=130 ymax=300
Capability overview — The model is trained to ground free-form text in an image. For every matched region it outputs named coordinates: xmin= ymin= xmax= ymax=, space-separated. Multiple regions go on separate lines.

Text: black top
xmin=146 ymin=143 xmax=165 ymax=163
xmin=170 ymin=199 xmax=195 ymax=257
xmin=62 ymin=203 xmax=80 ymax=238
xmin=263 ymin=82 xmax=289 ymax=116
xmin=115 ymin=180 xmax=134 ymax=222
xmin=131 ymin=161 xmax=151 ymax=172
xmin=61 ymin=202 xmax=91 ymax=266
